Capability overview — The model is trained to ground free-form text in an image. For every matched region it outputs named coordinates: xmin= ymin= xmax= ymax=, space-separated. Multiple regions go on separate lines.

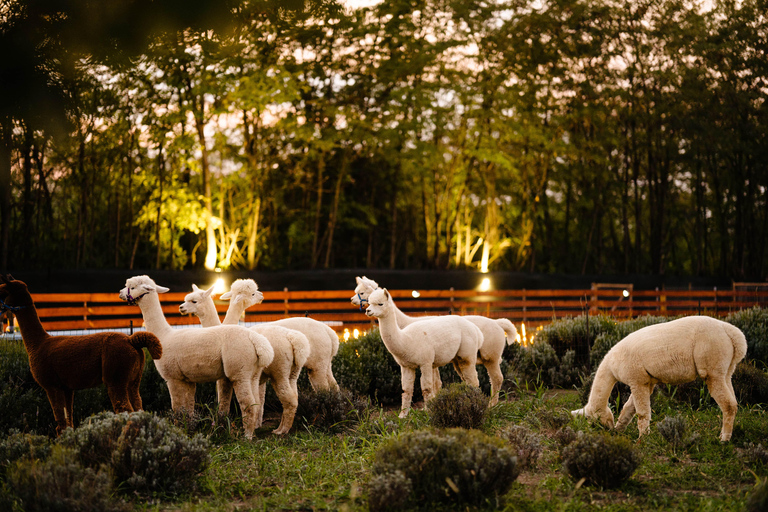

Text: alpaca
xmin=0 ymin=274 xmax=163 ymax=435
xmin=365 ymin=287 xmax=482 ymax=417
xmin=219 ymin=278 xmax=339 ymax=392
xmin=180 ymin=281 xmax=310 ymax=434
xmin=352 ymin=276 xmax=516 ymax=405
xmin=119 ymin=275 xmax=274 ymax=440
xmin=572 ymin=316 xmax=747 ymax=441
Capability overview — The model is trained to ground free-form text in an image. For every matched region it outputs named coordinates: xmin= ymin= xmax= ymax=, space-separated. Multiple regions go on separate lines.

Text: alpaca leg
xmin=399 ymin=366 xmax=416 ymax=418
xmin=706 ymin=377 xmax=738 ymax=441
xmin=615 ymin=394 xmax=636 ymax=430
xmin=166 ymin=379 xmax=196 ymax=416
xmin=257 ymin=378 xmax=268 ymax=428
xmin=128 ymin=375 xmax=143 ymax=411
xmin=216 ymin=378 xmax=234 ymax=416
xmin=273 ymin=378 xmax=299 ymax=435
xmin=433 ymin=368 xmax=442 ymax=392
xmin=232 ymin=379 xmax=259 ymax=440
xmin=106 ymin=385 xmax=134 ymax=413
xmin=457 ymin=358 xmax=480 ymax=387
xmin=45 ymin=388 xmax=71 ymax=435
xmin=629 ymin=385 xmax=653 ymax=437
xmin=419 ymin=364 xmax=436 ymax=403
xmin=484 ymin=361 xmax=504 ymax=407
xmin=307 ymin=367 xmax=329 ymax=391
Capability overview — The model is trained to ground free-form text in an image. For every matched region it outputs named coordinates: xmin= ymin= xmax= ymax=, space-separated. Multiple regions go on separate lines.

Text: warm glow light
xmin=623 ymin=289 xmax=630 ymax=298
xmin=353 ymin=328 xmax=360 ymax=339
xmin=412 ymin=290 xmax=421 ymax=298
xmin=213 ymin=278 xmax=226 ymax=294
xmin=480 ymin=278 xmax=491 ymax=292
xmin=343 ymin=328 xmax=351 ymax=342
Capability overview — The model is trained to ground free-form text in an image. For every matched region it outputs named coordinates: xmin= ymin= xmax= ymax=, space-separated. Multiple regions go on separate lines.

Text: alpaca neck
xmin=137 ymin=294 xmax=174 ymax=337
xmin=394 ymin=306 xmax=418 ymax=328
xmin=12 ymin=302 xmax=50 ymax=351
xmin=198 ymin=297 xmax=222 ymax=328
xmin=222 ymin=301 xmax=245 ymax=325
xmin=586 ymin=355 xmax=618 ymax=412
xmin=376 ymin=307 xmax=406 ymax=357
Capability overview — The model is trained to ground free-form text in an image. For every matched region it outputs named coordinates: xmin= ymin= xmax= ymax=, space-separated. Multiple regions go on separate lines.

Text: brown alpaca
xmin=0 ymin=274 xmax=163 ymax=435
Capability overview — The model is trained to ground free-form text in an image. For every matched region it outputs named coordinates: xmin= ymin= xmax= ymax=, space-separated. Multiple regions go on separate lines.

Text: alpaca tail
xmin=495 ymin=318 xmax=519 ymax=346
xmin=130 ymin=331 xmax=163 ymax=359
xmin=249 ymin=331 xmax=275 ymax=369
xmin=725 ymin=322 xmax=748 ymax=372
xmin=323 ymin=324 xmax=340 ymax=357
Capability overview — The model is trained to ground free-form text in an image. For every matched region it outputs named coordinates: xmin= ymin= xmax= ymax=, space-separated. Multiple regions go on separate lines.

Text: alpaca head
xmin=571 ymin=404 xmax=615 ymax=429
xmin=365 ymin=287 xmax=393 ymax=319
xmin=0 ymin=274 xmax=32 ymax=312
xmin=119 ymin=275 xmax=169 ymax=306
xmin=221 ymin=279 xmax=263 ymax=309
xmin=179 ymin=284 xmax=215 ymax=316
xmin=350 ymin=276 xmax=379 ymax=309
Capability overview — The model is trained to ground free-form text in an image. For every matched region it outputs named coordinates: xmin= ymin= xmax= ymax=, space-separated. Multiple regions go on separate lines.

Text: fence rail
xmin=2 ymin=284 xmax=767 ymax=336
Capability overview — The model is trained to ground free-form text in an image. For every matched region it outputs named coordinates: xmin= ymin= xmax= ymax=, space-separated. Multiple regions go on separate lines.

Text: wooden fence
xmin=2 ymin=283 xmax=766 ymax=336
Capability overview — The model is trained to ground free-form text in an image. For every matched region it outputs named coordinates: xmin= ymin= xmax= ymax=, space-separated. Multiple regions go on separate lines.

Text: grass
xmin=101 ymin=384 xmax=768 ymax=511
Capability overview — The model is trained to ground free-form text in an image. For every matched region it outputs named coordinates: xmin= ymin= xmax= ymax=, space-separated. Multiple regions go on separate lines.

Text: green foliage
xmin=0 ymin=432 xmax=52 ymax=479
xmin=426 ymin=382 xmax=488 ymax=430
xmin=726 ymin=307 xmax=768 ymax=364
xmin=333 ymin=329 xmax=405 ymax=406
xmin=7 ymin=445 xmax=120 ymax=512
xmin=732 ymin=361 xmax=768 ymax=405
xmin=747 ymin=479 xmax=768 ymax=512
xmin=368 ymin=428 xmax=519 ymax=510
xmin=560 ymin=432 xmax=640 ymax=489
xmin=742 ymin=443 xmax=768 ymax=470
xmin=657 ymin=415 xmax=699 ymax=449
xmin=498 ymin=424 xmax=543 ymax=470
xmin=58 ymin=411 xmax=210 ymax=496
xmin=296 ymin=389 xmax=370 ymax=433
xmin=512 ymin=341 xmax=587 ymax=390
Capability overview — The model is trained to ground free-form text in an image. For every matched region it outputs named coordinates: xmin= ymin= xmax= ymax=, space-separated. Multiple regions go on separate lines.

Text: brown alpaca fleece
xmin=0 ymin=274 xmax=162 ymax=435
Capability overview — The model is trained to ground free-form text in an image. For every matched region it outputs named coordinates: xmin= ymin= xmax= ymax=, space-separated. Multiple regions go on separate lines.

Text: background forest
xmin=1 ymin=0 xmax=767 ymax=279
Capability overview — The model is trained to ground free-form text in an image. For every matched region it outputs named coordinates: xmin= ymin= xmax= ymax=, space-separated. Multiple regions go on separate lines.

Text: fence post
xmin=714 ymin=286 xmax=718 ymax=316
xmin=130 ymin=320 xmax=133 ymax=335
xmin=450 ymin=286 xmax=455 ymax=315
xmin=284 ymin=287 xmax=289 ymax=317
xmin=522 ymin=289 xmax=527 ymax=324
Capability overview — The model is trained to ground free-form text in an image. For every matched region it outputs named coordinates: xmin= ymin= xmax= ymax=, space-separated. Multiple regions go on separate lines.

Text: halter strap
xmin=0 ymin=298 xmax=26 ymax=313
xmin=126 ymin=290 xmax=148 ymax=306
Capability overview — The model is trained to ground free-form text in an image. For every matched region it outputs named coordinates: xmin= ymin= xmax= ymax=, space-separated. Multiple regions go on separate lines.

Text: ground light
xmin=213 ymin=278 xmax=227 ymax=295
xmin=479 ymin=277 xmax=491 ymax=292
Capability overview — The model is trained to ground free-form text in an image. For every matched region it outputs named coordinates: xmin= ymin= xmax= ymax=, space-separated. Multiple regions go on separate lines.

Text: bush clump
xmin=498 ymin=424 xmax=544 ymax=470
xmin=726 ymin=307 xmax=768 ymax=365
xmin=7 ymin=445 xmax=120 ymax=512
xmin=747 ymin=478 xmax=768 ymax=512
xmin=742 ymin=443 xmax=768 ymax=468
xmin=561 ymin=432 xmax=640 ymax=489
xmin=657 ymin=415 xmax=698 ymax=449
xmin=368 ymin=428 xmax=519 ymax=511
xmin=512 ymin=341 xmax=587 ymax=390
xmin=58 ymin=411 xmax=210 ymax=495
xmin=427 ymin=382 xmax=488 ymax=429
xmin=296 ymin=388 xmax=369 ymax=432
xmin=732 ymin=361 xmax=768 ymax=405
xmin=0 ymin=431 xmax=52 ymax=478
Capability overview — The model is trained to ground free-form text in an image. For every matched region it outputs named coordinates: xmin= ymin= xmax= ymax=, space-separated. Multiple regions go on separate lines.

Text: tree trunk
xmin=0 ymin=121 xmax=11 ymax=271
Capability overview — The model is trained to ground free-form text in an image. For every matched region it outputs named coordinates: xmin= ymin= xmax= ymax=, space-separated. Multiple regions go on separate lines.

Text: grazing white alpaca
xmin=119 ymin=276 xmax=274 ymax=440
xmin=218 ymin=278 xmax=339 ymax=391
xmin=180 ymin=281 xmax=310 ymax=435
xmin=352 ymin=276 xmax=516 ymax=405
xmin=572 ymin=316 xmax=747 ymax=441
xmin=365 ymin=288 xmax=482 ymax=418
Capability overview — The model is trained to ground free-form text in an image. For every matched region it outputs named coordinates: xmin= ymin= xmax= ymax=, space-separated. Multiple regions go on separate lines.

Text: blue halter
xmin=0 ymin=298 xmax=26 ymax=313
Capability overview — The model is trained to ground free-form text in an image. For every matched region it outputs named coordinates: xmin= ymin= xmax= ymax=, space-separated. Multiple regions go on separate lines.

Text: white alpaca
xmin=180 ymin=281 xmax=310 ymax=435
xmin=217 ymin=278 xmax=339 ymax=392
xmin=365 ymin=288 xmax=482 ymax=418
xmin=352 ymin=276 xmax=516 ymax=405
xmin=119 ymin=276 xmax=274 ymax=440
xmin=572 ymin=316 xmax=747 ymax=441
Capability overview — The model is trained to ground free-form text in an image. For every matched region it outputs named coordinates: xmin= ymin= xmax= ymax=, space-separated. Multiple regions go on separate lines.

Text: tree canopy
xmin=2 ymin=0 xmax=767 ymax=279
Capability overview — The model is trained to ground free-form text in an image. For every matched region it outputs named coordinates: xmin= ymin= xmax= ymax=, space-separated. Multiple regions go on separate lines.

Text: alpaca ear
xmin=192 ymin=284 xmax=201 ymax=292
xmin=383 ymin=288 xmax=390 ymax=299
xmin=203 ymin=286 xmax=214 ymax=298
xmin=155 ymin=285 xmax=170 ymax=294
xmin=220 ymin=291 xmax=232 ymax=300
xmin=356 ymin=276 xmax=363 ymax=285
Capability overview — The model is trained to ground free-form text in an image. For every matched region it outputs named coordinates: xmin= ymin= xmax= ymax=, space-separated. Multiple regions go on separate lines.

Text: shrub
xmin=332 ymin=329 xmax=404 ymax=405
xmin=0 ymin=431 xmax=52 ymax=478
xmin=726 ymin=307 xmax=768 ymax=365
xmin=427 ymin=382 xmax=488 ymax=429
xmin=561 ymin=432 xmax=640 ymax=489
xmin=512 ymin=341 xmax=586 ymax=390
xmin=657 ymin=415 xmax=698 ymax=449
xmin=368 ymin=428 xmax=519 ymax=510
xmin=742 ymin=443 xmax=768 ymax=468
xmin=554 ymin=426 xmax=578 ymax=447
xmin=58 ymin=411 xmax=210 ymax=495
xmin=732 ymin=361 xmax=768 ymax=405
xmin=747 ymin=479 xmax=768 ymax=512
xmin=7 ymin=445 xmax=120 ymax=512
xmin=498 ymin=424 xmax=543 ymax=470
xmin=296 ymin=388 xmax=370 ymax=432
